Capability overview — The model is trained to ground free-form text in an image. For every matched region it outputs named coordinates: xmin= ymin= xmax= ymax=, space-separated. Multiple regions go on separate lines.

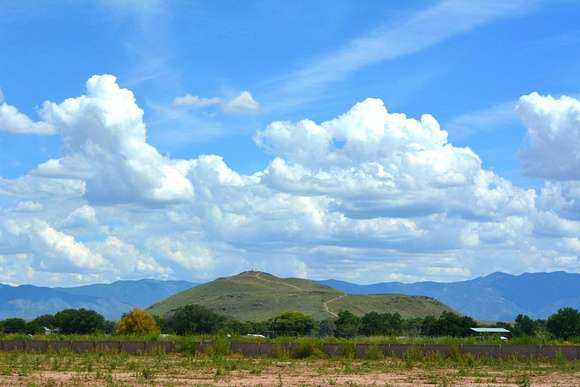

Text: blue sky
xmin=1 ymin=1 xmax=580 ymax=285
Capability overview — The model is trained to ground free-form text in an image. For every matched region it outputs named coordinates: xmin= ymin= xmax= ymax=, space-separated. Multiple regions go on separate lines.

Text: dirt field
xmin=0 ymin=352 xmax=578 ymax=386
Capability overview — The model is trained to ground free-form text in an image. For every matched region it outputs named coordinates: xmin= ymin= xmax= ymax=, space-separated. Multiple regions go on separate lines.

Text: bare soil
xmin=0 ymin=353 xmax=578 ymax=386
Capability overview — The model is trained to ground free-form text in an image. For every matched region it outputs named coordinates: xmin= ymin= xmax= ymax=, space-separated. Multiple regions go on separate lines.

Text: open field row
xmin=0 ymin=351 xmax=578 ymax=386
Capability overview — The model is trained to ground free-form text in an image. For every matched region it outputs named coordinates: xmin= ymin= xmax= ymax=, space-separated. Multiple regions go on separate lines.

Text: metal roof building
xmin=469 ymin=327 xmax=511 ymax=334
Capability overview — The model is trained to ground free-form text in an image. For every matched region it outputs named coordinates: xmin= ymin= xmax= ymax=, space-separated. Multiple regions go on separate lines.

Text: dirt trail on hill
xmin=323 ymin=294 xmax=346 ymax=318
xmin=255 ymin=272 xmax=304 ymax=292
xmin=255 ymin=272 xmax=346 ymax=318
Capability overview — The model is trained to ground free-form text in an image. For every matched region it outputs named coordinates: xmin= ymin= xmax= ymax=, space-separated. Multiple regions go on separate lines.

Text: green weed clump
xmin=403 ymin=346 xmax=424 ymax=368
xmin=448 ymin=343 xmax=465 ymax=362
xmin=291 ymin=337 xmax=325 ymax=359
xmin=208 ymin=335 xmax=231 ymax=357
xmin=338 ymin=342 xmax=356 ymax=359
xmin=271 ymin=343 xmax=290 ymax=360
xmin=365 ymin=345 xmax=384 ymax=360
xmin=179 ymin=337 xmax=198 ymax=355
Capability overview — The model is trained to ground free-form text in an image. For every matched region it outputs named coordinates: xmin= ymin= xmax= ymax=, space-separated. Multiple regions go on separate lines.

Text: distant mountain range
xmin=320 ymin=271 xmax=580 ymax=321
xmin=0 ymin=279 xmax=195 ymax=320
xmin=2 ymin=271 xmax=579 ymax=322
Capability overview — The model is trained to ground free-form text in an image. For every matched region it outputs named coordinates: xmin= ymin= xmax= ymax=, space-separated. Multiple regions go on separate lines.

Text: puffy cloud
xmin=0 ymin=103 xmax=55 ymax=135
xmin=537 ymin=181 xmax=580 ymax=221
xmin=146 ymin=237 xmax=215 ymax=272
xmin=2 ymin=75 xmax=580 ymax=285
xmin=173 ymin=90 xmax=260 ymax=112
xmin=30 ymin=222 xmax=110 ymax=272
xmin=59 ymin=205 xmax=98 ymax=229
xmin=0 ymin=175 xmax=85 ymax=200
xmin=29 ymin=75 xmax=194 ymax=204
xmin=256 ymin=98 xmax=535 ymax=220
xmin=0 ymin=219 xmax=110 ymax=273
xmin=517 ymin=92 xmax=580 ymax=180
xmin=223 ymin=91 xmax=260 ymax=112
xmin=95 ymin=236 xmax=170 ymax=277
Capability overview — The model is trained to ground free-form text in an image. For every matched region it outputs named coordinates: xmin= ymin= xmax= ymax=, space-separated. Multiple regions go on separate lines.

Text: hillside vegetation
xmin=148 ymin=271 xmax=452 ymax=321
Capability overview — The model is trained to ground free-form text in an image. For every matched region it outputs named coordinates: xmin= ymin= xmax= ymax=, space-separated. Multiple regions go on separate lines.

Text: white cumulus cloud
xmin=2 ymin=75 xmax=580 ymax=285
xmin=256 ymin=98 xmax=535 ymax=220
xmin=29 ymin=75 xmax=195 ymax=204
xmin=59 ymin=205 xmax=98 ymax=229
xmin=0 ymin=103 xmax=56 ymax=135
xmin=517 ymin=92 xmax=580 ymax=181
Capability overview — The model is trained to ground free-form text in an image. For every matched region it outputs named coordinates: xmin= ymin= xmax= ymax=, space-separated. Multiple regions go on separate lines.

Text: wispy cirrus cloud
xmin=275 ymin=0 xmax=540 ymax=99
xmin=173 ymin=91 xmax=260 ymax=113
xmin=445 ymin=101 xmax=517 ymax=140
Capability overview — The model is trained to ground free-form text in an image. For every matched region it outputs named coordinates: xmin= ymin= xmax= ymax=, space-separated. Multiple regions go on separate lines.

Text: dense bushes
xmin=421 ymin=312 xmax=477 ymax=337
xmin=335 ymin=311 xmax=361 ymax=338
xmin=54 ymin=309 xmax=106 ymax=334
xmin=0 ymin=318 xmax=28 ymax=334
xmin=513 ymin=314 xmax=536 ymax=336
xmin=163 ymin=305 xmax=227 ymax=335
xmin=547 ymin=308 xmax=580 ymax=340
xmin=2 ymin=305 xmax=580 ymax=341
xmin=0 ymin=309 xmax=109 ymax=335
xmin=360 ymin=312 xmax=402 ymax=336
xmin=269 ymin=312 xmax=316 ymax=336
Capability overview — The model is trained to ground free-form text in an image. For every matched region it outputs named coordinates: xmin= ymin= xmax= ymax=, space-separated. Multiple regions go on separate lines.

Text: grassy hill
xmin=148 ymin=271 xmax=453 ymax=321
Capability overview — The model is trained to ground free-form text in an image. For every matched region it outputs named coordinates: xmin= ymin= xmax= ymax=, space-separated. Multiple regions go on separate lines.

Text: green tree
xmin=335 ymin=310 xmax=361 ymax=338
xmin=53 ymin=308 xmax=105 ymax=334
xmin=25 ymin=314 xmax=58 ymax=334
xmin=385 ymin=312 xmax=403 ymax=335
xmin=421 ymin=312 xmax=475 ymax=337
xmin=420 ymin=316 xmax=438 ymax=336
xmin=269 ymin=311 xmax=316 ymax=337
xmin=318 ymin=319 xmax=336 ymax=337
xmin=30 ymin=314 xmax=57 ymax=329
xmin=360 ymin=312 xmax=383 ymax=336
xmin=103 ymin=320 xmax=116 ymax=334
xmin=163 ymin=304 xmax=226 ymax=335
xmin=547 ymin=307 xmax=580 ymax=340
xmin=513 ymin=314 xmax=535 ymax=337
xmin=0 ymin=318 xmax=28 ymax=334
xmin=402 ymin=317 xmax=423 ymax=336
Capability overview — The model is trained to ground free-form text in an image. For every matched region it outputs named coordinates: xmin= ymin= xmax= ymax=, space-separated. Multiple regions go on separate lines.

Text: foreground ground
xmin=0 ymin=351 xmax=578 ymax=386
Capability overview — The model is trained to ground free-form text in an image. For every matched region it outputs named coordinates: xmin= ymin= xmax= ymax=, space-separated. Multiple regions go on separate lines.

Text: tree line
xmin=1 ymin=306 xmax=579 ymax=340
